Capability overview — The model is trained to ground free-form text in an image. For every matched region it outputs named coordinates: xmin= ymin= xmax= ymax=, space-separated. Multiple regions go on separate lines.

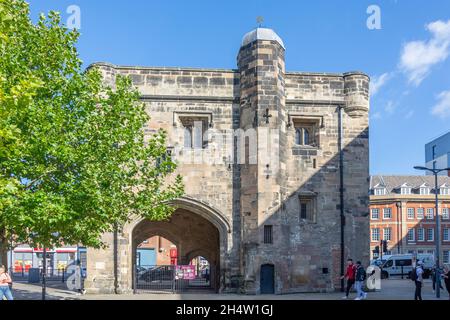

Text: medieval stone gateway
xmin=84 ymin=27 xmax=370 ymax=295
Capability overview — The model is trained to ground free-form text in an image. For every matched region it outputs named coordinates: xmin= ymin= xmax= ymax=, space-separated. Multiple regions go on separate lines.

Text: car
xmin=380 ymin=254 xmax=434 ymax=279
xmin=138 ymin=266 xmax=174 ymax=282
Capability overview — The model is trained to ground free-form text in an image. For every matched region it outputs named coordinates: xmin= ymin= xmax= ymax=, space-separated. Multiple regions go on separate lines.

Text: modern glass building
xmin=425 ymin=131 xmax=450 ymax=176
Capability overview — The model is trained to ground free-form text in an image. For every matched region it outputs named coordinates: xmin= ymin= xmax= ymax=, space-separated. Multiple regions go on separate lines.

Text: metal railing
xmin=12 ymin=266 xmax=76 ymax=283
xmin=134 ymin=265 xmax=213 ymax=293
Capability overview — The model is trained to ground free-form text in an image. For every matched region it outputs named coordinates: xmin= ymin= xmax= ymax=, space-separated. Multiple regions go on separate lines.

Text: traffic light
xmin=382 ymin=240 xmax=388 ymax=253
xmin=373 ymin=246 xmax=379 ymax=254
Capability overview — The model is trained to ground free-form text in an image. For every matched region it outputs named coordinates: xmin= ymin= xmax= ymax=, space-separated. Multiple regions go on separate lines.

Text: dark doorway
xmin=260 ymin=264 xmax=275 ymax=294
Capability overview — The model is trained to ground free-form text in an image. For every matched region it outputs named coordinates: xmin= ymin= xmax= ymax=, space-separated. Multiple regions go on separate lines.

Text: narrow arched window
xmin=303 ymin=128 xmax=310 ymax=145
xmin=295 ymin=128 xmax=301 ymax=145
xmin=184 ymin=126 xmax=192 ymax=148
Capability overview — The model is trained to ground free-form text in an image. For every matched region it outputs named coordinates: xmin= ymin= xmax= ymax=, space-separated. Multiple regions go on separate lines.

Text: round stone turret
xmin=343 ymin=72 xmax=370 ymax=118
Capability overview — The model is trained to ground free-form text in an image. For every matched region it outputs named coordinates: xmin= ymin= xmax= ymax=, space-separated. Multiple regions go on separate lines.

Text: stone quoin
xmin=84 ymin=27 xmax=370 ymax=294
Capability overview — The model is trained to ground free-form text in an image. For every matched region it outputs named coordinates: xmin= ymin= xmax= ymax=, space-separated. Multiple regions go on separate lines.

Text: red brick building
xmin=370 ymin=176 xmax=450 ymax=264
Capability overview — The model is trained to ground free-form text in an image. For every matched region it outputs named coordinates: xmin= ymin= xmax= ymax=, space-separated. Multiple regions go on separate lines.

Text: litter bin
xmin=28 ymin=268 xmax=40 ymax=283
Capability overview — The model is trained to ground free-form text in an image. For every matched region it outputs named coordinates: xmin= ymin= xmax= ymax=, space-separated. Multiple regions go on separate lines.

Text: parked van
xmin=380 ymin=254 xmax=434 ymax=279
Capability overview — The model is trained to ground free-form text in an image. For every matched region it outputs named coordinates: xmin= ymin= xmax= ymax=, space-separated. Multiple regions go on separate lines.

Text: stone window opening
xmin=179 ymin=116 xmax=209 ymax=149
xmin=263 ymin=225 xmax=273 ymax=244
xmin=291 ymin=117 xmax=321 ymax=148
xmin=299 ymin=195 xmax=317 ymax=222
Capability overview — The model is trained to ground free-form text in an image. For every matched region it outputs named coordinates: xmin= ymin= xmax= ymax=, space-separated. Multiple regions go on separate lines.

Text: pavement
xmin=7 ymin=279 xmax=450 ymax=300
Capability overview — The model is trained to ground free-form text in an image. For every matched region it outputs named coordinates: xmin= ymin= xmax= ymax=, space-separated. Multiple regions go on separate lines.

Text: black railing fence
xmin=134 ymin=264 xmax=214 ymax=293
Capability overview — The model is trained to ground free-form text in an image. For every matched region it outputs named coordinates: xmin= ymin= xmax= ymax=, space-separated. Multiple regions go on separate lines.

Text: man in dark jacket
xmin=354 ymin=261 xmax=368 ymax=300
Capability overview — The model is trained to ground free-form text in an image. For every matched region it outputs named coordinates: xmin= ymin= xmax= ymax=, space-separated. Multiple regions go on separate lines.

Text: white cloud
xmin=384 ymin=100 xmax=397 ymax=114
xmin=370 ymin=73 xmax=391 ymax=96
xmin=431 ymin=90 xmax=450 ymax=118
xmin=399 ymin=19 xmax=450 ymax=86
xmin=371 ymin=111 xmax=382 ymax=120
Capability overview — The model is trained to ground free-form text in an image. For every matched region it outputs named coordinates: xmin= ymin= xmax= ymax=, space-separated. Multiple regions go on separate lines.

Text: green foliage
xmin=0 ymin=0 xmax=183 ymax=248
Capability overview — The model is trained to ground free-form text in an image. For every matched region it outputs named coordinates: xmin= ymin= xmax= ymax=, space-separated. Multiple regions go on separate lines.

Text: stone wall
xmin=84 ymin=29 xmax=369 ymax=295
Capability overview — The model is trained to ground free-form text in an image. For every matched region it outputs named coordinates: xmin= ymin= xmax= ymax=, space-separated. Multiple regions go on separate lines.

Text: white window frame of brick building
xmin=444 ymin=251 xmax=450 ymax=264
xmin=407 ymin=208 xmax=415 ymax=220
xmin=407 ymin=228 xmax=415 ymax=242
xmin=401 ymin=184 xmax=412 ymax=195
xmin=426 ymin=228 xmax=434 ymax=242
xmin=442 ymin=208 xmax=449 ymax=220
xmin=371 ymin=228 xmax=380 ymax=242
xmin=418 ymin=228 xmax=425 ymax=241
xmin=440 ymin=185 xmax=450 ymax=195
xmin=420 ymin=185 xmax=430 ymax=195
xmin=427 ymin=250 xmax=435 ymax=256
xmin=371 ymin=208 xmax=379 ymax=220
xmin=383 ymin=228 xmax=392 ymax=242
xmin=426 ymin=208 xmax=434 ymax=220
xmin=444 ymin=228 xmax=450 ymax=242
xmin=383 ymin=208 xmax=392 ymax=219
xmin=417 ymin=207 xmax=424 ymax=220
xmin=374 ymin=186 xmax=386 ymax=196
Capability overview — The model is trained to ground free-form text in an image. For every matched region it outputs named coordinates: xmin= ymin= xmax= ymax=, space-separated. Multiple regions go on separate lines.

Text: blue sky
xmin=27 ymin=0 xmax=450 ymax=175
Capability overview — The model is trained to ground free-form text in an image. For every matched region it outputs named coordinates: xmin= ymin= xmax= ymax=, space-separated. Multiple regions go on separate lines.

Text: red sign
xmin=169 ymin=248 xmax=177 ymax=258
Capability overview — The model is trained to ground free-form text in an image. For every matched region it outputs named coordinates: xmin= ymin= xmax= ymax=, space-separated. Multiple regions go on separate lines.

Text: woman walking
xmin=443 ymin=265 xmax=450 ymax=300
xmin=0 ymin=265 xmax=13 ymax=300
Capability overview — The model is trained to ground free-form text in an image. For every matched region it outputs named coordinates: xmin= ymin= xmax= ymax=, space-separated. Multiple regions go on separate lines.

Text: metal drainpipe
xmin=113 ymin=225 xmax=119 ymax=294
xmin=338 ymin=105 xmax=345 ymax=292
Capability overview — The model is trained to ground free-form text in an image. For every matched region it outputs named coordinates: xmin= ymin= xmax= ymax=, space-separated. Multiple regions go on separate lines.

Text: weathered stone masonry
xmin=84 ymin=28 xmax=370 ymax=294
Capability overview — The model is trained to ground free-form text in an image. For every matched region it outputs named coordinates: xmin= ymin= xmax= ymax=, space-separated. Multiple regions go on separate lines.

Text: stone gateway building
xmin=84 ymin=28 xmax=370 ymax=294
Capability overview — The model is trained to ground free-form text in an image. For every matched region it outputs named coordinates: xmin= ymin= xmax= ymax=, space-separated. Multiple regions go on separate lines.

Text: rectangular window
xmin=293 ymin=118 xmax=320 ymax=147
xmin=374 ymin=188 xmax=386 ymax=196
xmin=299 ymin=196 xmax=316 ymax=222
xmin=407 ymin=208 xmax=415 ymax=219
xmin=371 ymin=208 xmax=379 ymax=220
xmin=407 ymin=228 xmax=415 ymax=242
xmin=427 ymin=250 xmax=435 ymax=255
xmin=383 ymin=208 xmax=392 ymax=219
xmin=440 ymin=188 xmax=450 ymax=195
xmin=417 ymin=208 xmax=424 ymax=219
xmin=263 ymin=225 xmax=273 ymax=244
xmin=444 ymin=228 xmax=449 ymax=241
xmin=427 ymin=228 xmax=434 ymax=241
xmin=426 ymin=208 xmax=434 ymax=220
xmin=383 ymin=228 xmax=392 ymax=241
xmin=420 ymin=187 xmax=430 ymax=195
xmin=179 ymin=116 xmax=209 ymax=149
xmin=444 ymin=251 xmax=450 ymax=264
xmin=417 ymin=228 xmax=425 ymax=241
xmin=371 ymin=228 xmax=380 ymax=242
xmin=442 ymin=208 xmax=449 ymax=220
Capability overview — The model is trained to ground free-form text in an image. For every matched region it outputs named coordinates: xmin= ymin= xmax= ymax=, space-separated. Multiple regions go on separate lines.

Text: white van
xmin=380 ymin=254 xmax=434 ymax=279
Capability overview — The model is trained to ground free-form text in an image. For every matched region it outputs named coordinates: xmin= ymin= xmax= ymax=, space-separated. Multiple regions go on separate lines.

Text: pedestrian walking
xmin=412 ymin=260 xmax=424 ymax=300
xmin=431 ymin=265 xmax=444 ymax=292
xmin=354 ymin=261 xmax=368 ymax=300
xmin=74 ymin=260 xmax=86 ymax=295
xmin=0 ymin=265 xmax=14 ymax=301
xmin=443 ymin=265 xmax=450 ymax=300
xmin=340 ymin=258 xmax=357 ymax=299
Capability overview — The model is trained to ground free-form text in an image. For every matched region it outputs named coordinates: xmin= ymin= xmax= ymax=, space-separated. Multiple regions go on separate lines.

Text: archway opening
xmin=189 ymin=256 xmax=211 ymax=287
xmin=132 ymin=208 xmax=220 ymax=293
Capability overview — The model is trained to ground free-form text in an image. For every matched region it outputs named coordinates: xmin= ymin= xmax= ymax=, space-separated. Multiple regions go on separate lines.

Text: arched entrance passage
xmin=130 ymin=198 xmax=229 ymax=293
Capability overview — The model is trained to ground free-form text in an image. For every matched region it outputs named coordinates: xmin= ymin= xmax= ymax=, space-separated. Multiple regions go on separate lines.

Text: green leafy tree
xmin=0 ymin=0 xmax=183 ymax=266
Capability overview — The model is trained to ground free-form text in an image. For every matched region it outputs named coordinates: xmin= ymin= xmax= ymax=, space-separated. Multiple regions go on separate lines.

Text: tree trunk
xmin=0 ymin=229 xmax=9 ymax=271
xmin=0 ymin=240 xmax=8 ymax=270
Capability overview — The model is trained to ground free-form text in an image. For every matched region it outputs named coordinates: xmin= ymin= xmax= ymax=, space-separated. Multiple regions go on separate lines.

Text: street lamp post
xmin=414 ymin=165 xmax=450 ymax=299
